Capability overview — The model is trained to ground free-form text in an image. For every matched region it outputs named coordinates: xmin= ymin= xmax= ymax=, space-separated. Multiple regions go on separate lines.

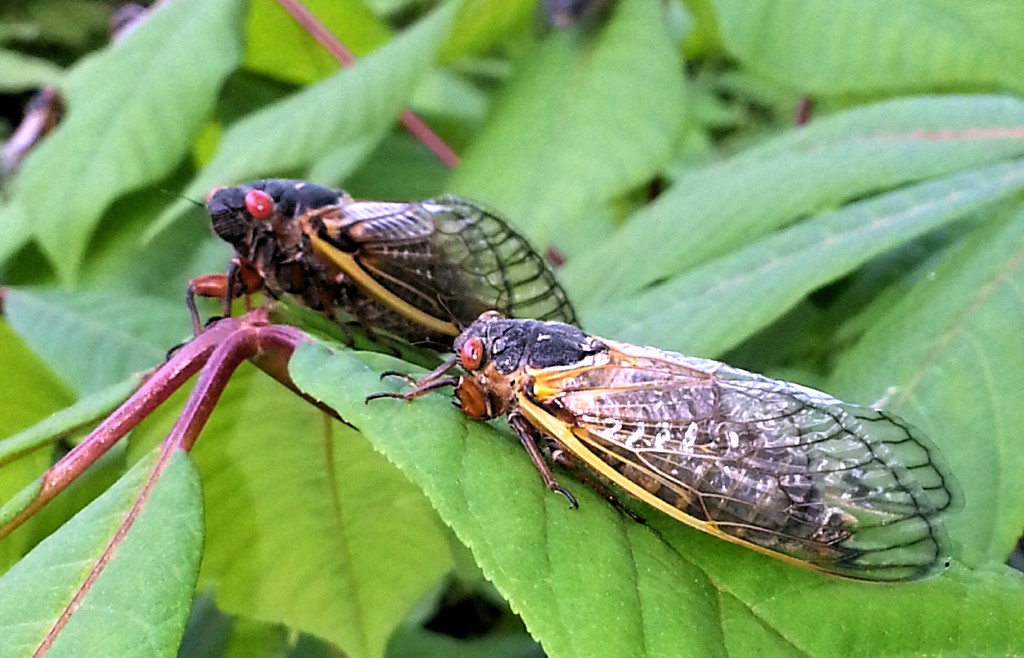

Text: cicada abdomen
xmin=308 ymin=194 xmax=577 ymax=343
xmin=373 ymin=313 xmax=962 ymax=581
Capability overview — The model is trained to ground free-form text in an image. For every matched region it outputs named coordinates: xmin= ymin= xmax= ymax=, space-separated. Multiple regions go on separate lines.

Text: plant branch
xmin=274 ymin=0 xmax=460 ymax=168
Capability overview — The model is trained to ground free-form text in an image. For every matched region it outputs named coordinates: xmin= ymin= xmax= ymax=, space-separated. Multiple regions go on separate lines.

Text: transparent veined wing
xmin=527 ymin=340 xmax=961 ymax=581
xmin=314 ymin=195 xmax=578 ymax=338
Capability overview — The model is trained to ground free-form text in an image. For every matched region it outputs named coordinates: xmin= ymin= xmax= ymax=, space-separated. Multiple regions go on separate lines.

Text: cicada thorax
xmin=444 ymin=314 xmax=961 ymax=582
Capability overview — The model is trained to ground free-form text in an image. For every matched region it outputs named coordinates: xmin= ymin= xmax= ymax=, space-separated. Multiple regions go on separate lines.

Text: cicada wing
xmin=313 ymin=197 xmax=576 ymax=339
xmin=527 ymin=343 xmax=960 ymax=581
xmin=423 ymin=196 xmax=577 ymax=326
xmin=309 ymin=200 xmax=458 ymax=340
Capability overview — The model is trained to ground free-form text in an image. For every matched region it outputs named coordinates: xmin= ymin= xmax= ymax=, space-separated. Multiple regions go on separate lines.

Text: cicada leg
xmin=366 ymin=357 xmax=462 ymax=403
xmin=186 ymin=258 xmax=264 ymax=335
xmin=508 ymin=414 xmax=578 ymax=509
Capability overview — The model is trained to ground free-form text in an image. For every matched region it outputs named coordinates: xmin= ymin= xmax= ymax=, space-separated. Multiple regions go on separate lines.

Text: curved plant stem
xmin=274 ymin=0 xmax=460 ymax=168
xmin=0 ymin=308 xmax=335 ymax=541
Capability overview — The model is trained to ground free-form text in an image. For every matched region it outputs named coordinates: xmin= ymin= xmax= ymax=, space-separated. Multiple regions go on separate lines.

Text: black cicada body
xmin=200 ymin=180 xmax=576 ymax=345
xmin=204 ymin=179 xmax=349 ymax=319
xmin=373 ymin=312 xmax=962 ymax=582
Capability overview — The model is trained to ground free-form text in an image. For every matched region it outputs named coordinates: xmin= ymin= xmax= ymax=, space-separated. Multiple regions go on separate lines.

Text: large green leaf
xmin=127 ymin=364 xmax=453 ymax=658
xmin=564 ymin=95 xmax=1024 ymax=305
xmin=244 ymin=0 xmax=391 ymax=85
xmin=588 ymin=158 xmax=1024 ymax=357
xmin=3 ymin=288 xmax=187 ymax=394
xmin=830 ymin=208 xmax=1024 ymax=569
xmin=0 ymin=378 xmax=134 ymax=472
xmin=0 ymin=320 xmax=75 ymax=570
xmin=0 ymin=448 xmax=202 ymax=657
xmin=0 ymin=201 xmax=29 ymax=265
xmin=709 ymin=0 xmax=1024 ymax=94
xmin=441 ymin=0 xmax=536 ymax=60
xmin=0 ymin=320 xmax=75 ymax=447
xmin=290 ymin=343 xmax=1024 ymax=658
xmin=0 ymin=49 xmax=61 ymax=90
xmin=447 ymin=0 xmax=685 ymax=255
xmin=10 ymin=0 xmax=244 ymax=283
xmin=149 ymin=1 xmax=459 ymax=240
xmin=75 ymin=174 xmax=228 ymax=303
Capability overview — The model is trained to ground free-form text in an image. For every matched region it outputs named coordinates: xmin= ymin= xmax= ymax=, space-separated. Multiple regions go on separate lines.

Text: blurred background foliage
xmin=1 ymin=0 xmax=1023 ymax=656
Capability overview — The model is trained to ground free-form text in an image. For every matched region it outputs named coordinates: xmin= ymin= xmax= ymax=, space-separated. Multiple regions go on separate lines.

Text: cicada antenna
xmin=158 ymin=187 xmax=204 ymax=209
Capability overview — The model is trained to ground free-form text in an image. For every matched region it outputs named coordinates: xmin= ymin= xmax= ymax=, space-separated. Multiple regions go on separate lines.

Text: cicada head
xmin=455 ymin=312 xmax=603 ymax=373
xmin=205 ymin=180 xmax=347 ymax=254
xmin=452 ymin=312 xmax=606 ymax=418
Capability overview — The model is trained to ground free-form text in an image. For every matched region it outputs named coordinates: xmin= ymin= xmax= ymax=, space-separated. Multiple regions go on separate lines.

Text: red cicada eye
xmin=459 ymin=336 xmax=484 ymax=370
xmin=244 ymin=189 xmax=275 ymax=219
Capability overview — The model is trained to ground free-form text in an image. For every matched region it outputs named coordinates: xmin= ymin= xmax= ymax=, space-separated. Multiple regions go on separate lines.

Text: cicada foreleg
xmin=186 ymin=258 xmax=264 ymax=335
xmin=508 ymin=414 xmax=578 ymax=509
xmin=365 ymin=357 xmax=462 ymax=403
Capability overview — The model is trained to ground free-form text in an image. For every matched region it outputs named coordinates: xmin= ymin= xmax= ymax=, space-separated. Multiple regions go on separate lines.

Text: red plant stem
xmin=161 ymin=326 xmax=258 ymax=453
xmin=165 ymin=321 xmax=341 ymax=453
xmin=274 ymin=0 xmax=356 ymax=65
xmin=0 ymin=314 xmax=256 ymax=540
xmin=398 ymin=110 xmax=459 ymax=168
xmin=0 ymin=308 xmax=345 ymax=541
xmin=273 ymin=0 xmax=460 ymax=168
xmin=249 ymin=324 xmax=347 ymax=423
xmin=30 ymin=316 xmax=319 ymax=652
xmin=34 ymin=427 xmax=181 ymax=657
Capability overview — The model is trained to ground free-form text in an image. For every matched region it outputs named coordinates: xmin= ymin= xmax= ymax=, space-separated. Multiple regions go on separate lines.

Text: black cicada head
xmin=205 ymin=179 xmax=346 ymax=252
xmin=452 ymin=312 xmax=604 ymax=420
xmin=455 ymin=312 xmax=604 ymax=375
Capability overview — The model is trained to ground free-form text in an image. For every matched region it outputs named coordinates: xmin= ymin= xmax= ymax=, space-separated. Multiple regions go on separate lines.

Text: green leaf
xmin=0 ymin=378 xmax=134 ymax=470
xmin=75 ymin=175 xmax=227 ymax=302
xmin=589 ymin=158 xmax=1024 ymax=357
xmin=447 ymin=0 xmax=685 ymax=255
xmin=127 ymin=364 xmax=452 ymax=658
xmin=0 ymin=320 xmax=76 ymax=443
xmin=0 ymin=48 xmax=62 ymax=90
xmin=0 ymin=320 xmax=76 ymax=570
xmin=564 ymin=95 xmax=1024 ymax=305
xmin=0 ymin=201 xmax=31 ymax=267
xmin=244 ymin=0 xmax=391 ymax=85
xmin=150 ymin=1 xmax=459 ymax=240
xmin=709 ymin=0 xmax=1024 ymax=94
xmin=10 ymin=0 xmax=244 ymax=283
xmin=441 ymin=0 xmax=536 ymax=60
xmin=290 ymin=343 xmax=1024 ymax=658
xmin=0 ymin=448 xmax=203 ymax=657
xmin=3 ymin=288 xmax=187 ymax=394
xmin=830 ymin=207 xmax=1024 ymax=569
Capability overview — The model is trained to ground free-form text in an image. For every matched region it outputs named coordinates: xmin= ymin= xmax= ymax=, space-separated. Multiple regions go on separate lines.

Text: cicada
xmin=370 ymin=312 xmax=962 ymax=582
xmin=193 ymin=179 xmax=576 ymax=344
